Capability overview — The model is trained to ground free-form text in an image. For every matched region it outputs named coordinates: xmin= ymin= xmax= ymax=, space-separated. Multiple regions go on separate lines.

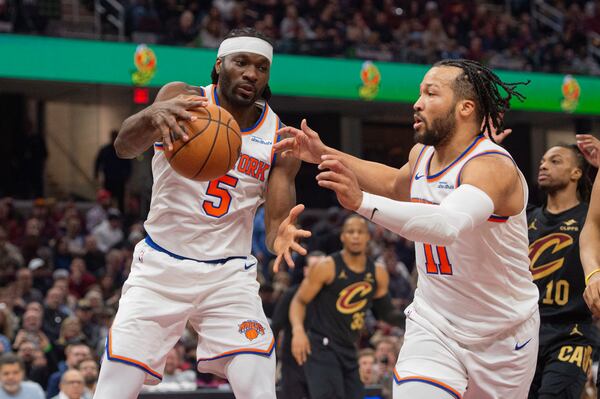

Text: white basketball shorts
xmin=393 ymin=302 xmax=540 ymax=399
xmin=105 ymin=238 xmax=274 ymax=385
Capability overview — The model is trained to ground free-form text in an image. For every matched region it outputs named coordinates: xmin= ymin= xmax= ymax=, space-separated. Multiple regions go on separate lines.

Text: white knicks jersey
xmin=409 ymin=135 xmax=539 ymax=345
xmin=144 ymin=84 xmax=280 ymax=260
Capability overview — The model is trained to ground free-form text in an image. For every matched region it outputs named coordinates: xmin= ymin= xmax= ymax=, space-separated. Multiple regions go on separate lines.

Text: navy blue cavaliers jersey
xmin=527 ymin=203 xmax=591 ymax=323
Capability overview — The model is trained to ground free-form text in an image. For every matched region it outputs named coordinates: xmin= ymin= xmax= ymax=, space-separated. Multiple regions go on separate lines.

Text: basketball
xmin=164 ymin=103 xmax=242 ymax=181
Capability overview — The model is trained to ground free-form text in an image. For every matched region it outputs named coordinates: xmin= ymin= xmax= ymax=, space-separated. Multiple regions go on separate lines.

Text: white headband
xmin=217 ymin=37 xmax=273 ymax=64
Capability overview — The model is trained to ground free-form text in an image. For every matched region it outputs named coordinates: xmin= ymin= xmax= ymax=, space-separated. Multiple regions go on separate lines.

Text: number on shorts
xmin=202 ymin=175 xmax=239 ymax=218
xmin=423 ymin=243 xmax=453 ymax=275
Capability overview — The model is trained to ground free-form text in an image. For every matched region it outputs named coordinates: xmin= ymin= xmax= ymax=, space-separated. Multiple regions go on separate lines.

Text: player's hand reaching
xmin=291 ymin=327 xmax=311 ymax=366
xmin=576 ymin=134 xmax=600 ymax=168
xmin=584 ymin=274 xmax=600 ymax=318
xmin=273 ymin=204 xmax=312 ymax=272
xmin=482 ymin=113 xmax=512 ymax=144
xmin=146 ymin=94 xmax=208 ymax=151
xmin=317 ymin=155 xmax=363 ymax=211
xmin=274 ymin=119 xmax=328 ymax=164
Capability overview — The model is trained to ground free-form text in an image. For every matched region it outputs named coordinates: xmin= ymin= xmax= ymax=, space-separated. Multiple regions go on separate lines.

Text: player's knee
xmin=225 ymin=354 xmax=276 ymax=399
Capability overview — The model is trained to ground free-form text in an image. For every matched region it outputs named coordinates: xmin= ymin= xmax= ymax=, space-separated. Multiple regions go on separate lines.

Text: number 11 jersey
xmin=409 ymin=135 xmax=539 ymax=345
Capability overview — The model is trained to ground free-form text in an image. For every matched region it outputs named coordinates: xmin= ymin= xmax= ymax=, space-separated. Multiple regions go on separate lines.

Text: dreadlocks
xmin=557 ymin=144 xmax=593 ymax=202
xmin=434 ymin=59 xmax=529 ymax=142
xmin=211 ymin=28 xmax=273 ymax=101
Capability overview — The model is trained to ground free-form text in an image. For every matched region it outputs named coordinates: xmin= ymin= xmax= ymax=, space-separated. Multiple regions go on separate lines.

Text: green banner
xmin=1 ymin=34 xmax=599 ymax=114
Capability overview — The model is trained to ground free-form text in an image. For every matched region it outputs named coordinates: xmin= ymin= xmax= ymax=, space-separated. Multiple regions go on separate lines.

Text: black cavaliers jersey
xmin=310 ymin=252 xmax=378 ymax=348
xmin=527 ymin=203 xmax=591 ymax=323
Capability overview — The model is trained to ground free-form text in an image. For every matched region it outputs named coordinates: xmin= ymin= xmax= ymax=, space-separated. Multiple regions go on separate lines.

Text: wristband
xmin=585 ymin=268 xmax=600 ymax=286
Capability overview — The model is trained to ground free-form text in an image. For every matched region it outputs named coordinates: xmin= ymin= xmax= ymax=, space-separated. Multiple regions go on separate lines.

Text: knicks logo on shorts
xmin=238 ymin=320 xmax=265 ymax=341
xmin=336 ymin=282 xmax=373 ymax=314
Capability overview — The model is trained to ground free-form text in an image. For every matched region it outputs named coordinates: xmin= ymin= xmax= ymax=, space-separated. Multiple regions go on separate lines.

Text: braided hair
xmin=434 ymin=59 xmax=529 ymax=141
xmin=211 ymin=28 xmax=273 ymax=101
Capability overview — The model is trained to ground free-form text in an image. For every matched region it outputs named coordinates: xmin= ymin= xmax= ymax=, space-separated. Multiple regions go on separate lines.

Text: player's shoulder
xmin=310 ymin=255 xmax=337 ymax=284
xmin=156 ymin=82 xmax=205 ymax=102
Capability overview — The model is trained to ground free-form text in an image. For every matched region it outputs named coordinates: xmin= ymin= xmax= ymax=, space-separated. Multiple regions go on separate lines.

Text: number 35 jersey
xmin=527 ymin=203 xmax=590 ymax=324
xmin=145 ymin=84 xmax=280 ymax=261
xmin=409 ymin=135 xmax=539 ymax=345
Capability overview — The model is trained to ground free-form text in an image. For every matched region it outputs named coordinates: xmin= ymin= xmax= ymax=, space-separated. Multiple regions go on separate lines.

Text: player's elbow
xmin=114 ymin=136 xmax=135 ymax=159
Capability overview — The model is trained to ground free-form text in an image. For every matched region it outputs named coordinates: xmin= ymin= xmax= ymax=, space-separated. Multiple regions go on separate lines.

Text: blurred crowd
xmin=0 ymin=192 xmax=416 ymax=397
xmin=1 ymin=0 xmax=600 ymax=75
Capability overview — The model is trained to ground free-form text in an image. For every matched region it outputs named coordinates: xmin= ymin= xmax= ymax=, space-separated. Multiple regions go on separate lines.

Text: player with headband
xmin=93 ymin=28 xmax=309 ymax=399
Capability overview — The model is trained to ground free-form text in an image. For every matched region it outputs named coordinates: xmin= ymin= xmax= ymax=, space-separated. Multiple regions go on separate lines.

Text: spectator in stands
xmin=20 ymin=121 xmax=47 ymax=199
xmin=167 ymin=9 xmax=198 ymax=46
xmin=81 ymin=237 xmax=103 ymax=278
xmin=42 ymin=288 xmax=68 ymax=342
xmin=0 ymin=227 xmax=23 ymax=270
xmin=73 ymin=300 xmax=99 ymax=351
xmin=198 ymin=13 xmax=225 ymax=48
xmin=52 ymin=238 xmax=72 ymax=271
xmin=46 ymin=343 xmax=91 ymax=399
xmin=0 ymin=304 xmax=14 ymax=354
xmin=91 ymin=209 xmax=123 ymax=253
xmin=52 ymin=317 xmax=87 ymax=364
xmin=76 ymin=359 xmax=97 ymax=399
xmin=94 ymin=130 xmax=131 ymax=212
xmin=14 ymin=268 xmax=43 ymax=309
xmin=357 ymin=348 xmax=378 ymax=385
xmin=63 ymin=217 xmax=85 ymax=258
xmin=85 ymin=190 xmax=111 ymax=233
xmin=51 ymin=369 xmax=85 ymax=399
xmin=0 ymin=353 xmax=44 ymax=399
xmin=67 ymin=258 xmax=96 ymax=300
xmin=13 ymin=310 xmax=50 ymax=353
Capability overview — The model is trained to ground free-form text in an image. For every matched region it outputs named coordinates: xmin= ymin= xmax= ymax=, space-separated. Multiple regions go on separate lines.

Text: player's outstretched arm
xmin=115 ymin=82 xmax=208 ymax=158
xmin=582 ymin=172 xmax=600 ymax=317
xmin=289 ymin=257 xmax=335 ymax=366
xmin=316 ymin=153 xmax=520 ymax=246
xmin=274 ymin=119 xmax=417 ymax=201
xmin=265 ymin=152 xmax=311 ymax=272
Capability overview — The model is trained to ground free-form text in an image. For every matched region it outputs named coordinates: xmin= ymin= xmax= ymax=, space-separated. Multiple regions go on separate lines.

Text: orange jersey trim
xmin=196 ymin=337 xmax=276 ymax=362
xmin=425 ymin=135 xmax=486 ymax=183
xmin=106 ymin=330 xmax=162 ymax=380
xmin=212 ymin=86 xmax=269 ymax=135
xmin=393 ymin=371 xmax=462 ymax=399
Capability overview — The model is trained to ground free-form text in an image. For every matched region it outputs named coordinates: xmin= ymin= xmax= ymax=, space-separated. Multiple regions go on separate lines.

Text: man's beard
xmin=414 ymin=106 xmax=456 ymax=147
xmin=218 ymin=69 xmax=260 ymax=107
xmin=539 ymin=179 xmax=568 ymax=194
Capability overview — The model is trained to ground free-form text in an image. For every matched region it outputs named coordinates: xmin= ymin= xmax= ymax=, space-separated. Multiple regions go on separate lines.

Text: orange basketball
xmin=164 ymin=103 xmax=241 ymax=181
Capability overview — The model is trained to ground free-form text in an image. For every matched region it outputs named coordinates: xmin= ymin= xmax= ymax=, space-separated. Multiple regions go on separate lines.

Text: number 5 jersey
xmin=145 ymin=84 xmax=280 ymax=260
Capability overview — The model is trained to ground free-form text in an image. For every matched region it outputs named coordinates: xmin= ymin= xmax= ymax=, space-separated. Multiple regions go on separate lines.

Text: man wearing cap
xmin=85 ymin=190 xmax=112 ymax=233
xmin=93 ymin=28 xmax=310 ymax=399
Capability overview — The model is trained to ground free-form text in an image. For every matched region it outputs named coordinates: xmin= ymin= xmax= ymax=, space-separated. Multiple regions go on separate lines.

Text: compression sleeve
xmin=356 ymin=184 xmax=494 ymax=246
